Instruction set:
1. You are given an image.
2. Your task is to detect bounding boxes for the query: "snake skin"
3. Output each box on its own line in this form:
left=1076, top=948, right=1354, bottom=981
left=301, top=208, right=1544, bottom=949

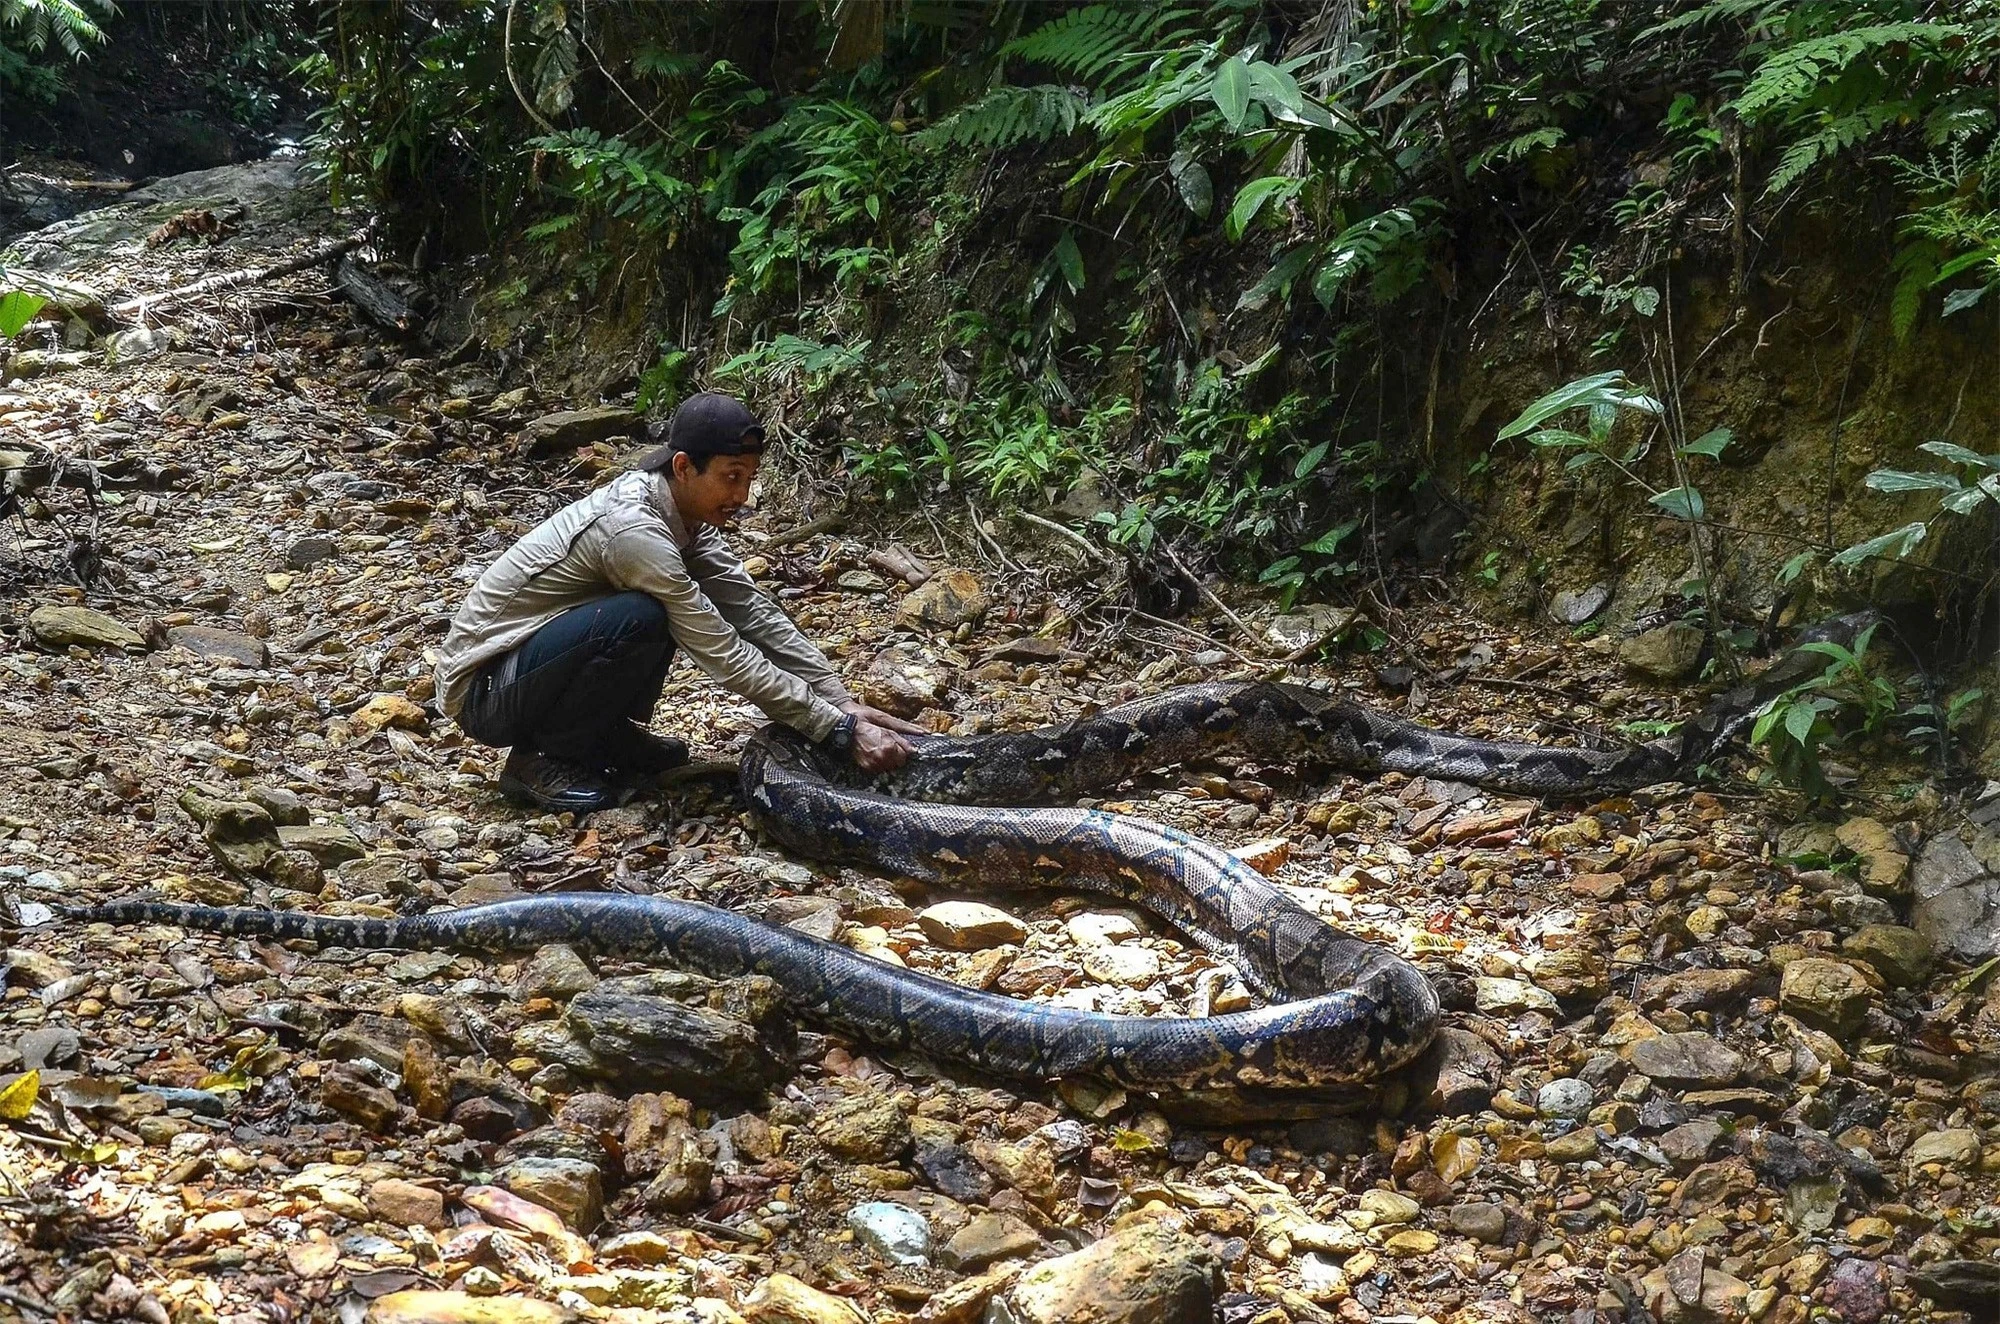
left=51, top=616, right=1868, bottom=1092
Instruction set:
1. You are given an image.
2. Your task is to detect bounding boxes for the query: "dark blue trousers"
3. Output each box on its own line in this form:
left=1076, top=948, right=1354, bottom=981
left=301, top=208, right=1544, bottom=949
left=457, top=592, right=675, bottom=767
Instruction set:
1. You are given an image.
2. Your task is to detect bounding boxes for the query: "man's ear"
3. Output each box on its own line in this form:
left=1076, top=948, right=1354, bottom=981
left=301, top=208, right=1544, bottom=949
left=669, top=451, right=692, bottom=482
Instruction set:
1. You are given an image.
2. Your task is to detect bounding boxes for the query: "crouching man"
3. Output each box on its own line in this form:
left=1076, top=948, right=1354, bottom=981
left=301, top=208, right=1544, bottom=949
left=434, top=391, right=919, bottom=813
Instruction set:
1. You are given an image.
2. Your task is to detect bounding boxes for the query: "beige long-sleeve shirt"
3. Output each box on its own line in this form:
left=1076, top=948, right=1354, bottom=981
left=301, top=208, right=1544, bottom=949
left=434, top=470, right=853, bottom=740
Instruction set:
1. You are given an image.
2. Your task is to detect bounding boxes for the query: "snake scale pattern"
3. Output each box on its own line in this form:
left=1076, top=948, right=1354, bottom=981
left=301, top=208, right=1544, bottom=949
left=50, top=618, right=1860, bottom=1093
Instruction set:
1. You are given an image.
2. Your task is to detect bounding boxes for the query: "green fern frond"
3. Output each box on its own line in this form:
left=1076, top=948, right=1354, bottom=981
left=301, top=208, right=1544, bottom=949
left=1734, top=23, right=1964, bottom=121
left=914, top=84, right=1088, bottom=151
left=1764, top=101, right=1904, bottom=192
left=1002, top=3, right=1204, bottom=87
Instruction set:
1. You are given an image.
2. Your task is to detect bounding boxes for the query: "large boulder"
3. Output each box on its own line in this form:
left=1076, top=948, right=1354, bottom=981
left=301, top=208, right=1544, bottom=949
left=1911, top=832, right=2000, bottom=959
left=1009, top=1220, right=1220, bottom=1324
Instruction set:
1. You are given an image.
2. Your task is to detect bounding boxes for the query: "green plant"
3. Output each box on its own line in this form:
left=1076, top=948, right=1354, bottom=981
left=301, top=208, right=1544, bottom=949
left=0, top=284, right=47, bottom=339
left=635, top=348, right=692, bottom=412
left=0, top=0, right=110, bottom=99
left=717, top=334, right=871, bottom=398
left=1833, top=440, right=2000, bottom=568
left=1749, top=621, right=1896, bottom=798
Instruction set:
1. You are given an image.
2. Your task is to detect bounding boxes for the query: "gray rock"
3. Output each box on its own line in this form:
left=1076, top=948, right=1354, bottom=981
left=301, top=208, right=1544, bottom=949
left=518, top=406, right=642, bottom=456
left=165, top=625, right=270, bottom=668
left=27, top=605, right=145, bottom=651
left=1829, top=891, right=1897, bottom=930
left=1448, top=1202, right=1507, bottom=1244
left=16, top=1026, right=79, bottom=1069
left=1619, top=622, right=1704, bottom=682
left=1840, top=924, right=1934, bottom=988
left=1911, top=833, right=2000, bottom=960
left=942, top=1210, right=1039, bottom=1270
left=285, top=535, right=338, bottom=570
left=517, top=944, right=598, bottom=1000
left=177, top=785, right=280, bottom=875
left=275, top=823, right=367, bottom=864
left=846, top=1201, right=931, bottom=1267
left=564, top=975, right=789, bottom=1103
left=1624, top=1033, right=1746, bottom=1088
left=1409, top=1027, right=1503, bottom=1115
left=860, top=643, right=950, bottom=718
left=1905, top=1128, right=1981, bottom=1170
left=1537, top=1077, right=1595, bottom=1120
left=1010, top=1220, right=1220, bottom=1324
left=1657, top=1119, right=1727, bottom=1167
left=1913, top=1260, right=2000, bottom=1310
left=1551, top=583, right=1611, bottom=625
left=244, top=785, right=310, bottom=826
left=1778, top=958, right=1871, bottom=1038
left=1783, top=1176, right=1841, bottom=1233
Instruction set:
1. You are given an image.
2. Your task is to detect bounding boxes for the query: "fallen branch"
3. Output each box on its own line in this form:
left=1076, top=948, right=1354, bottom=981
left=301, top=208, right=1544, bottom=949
left=109, top=235, right=367, bottom=322
left=1015, top=510, right=1114, bottom=565
left=335, top=254, right=414, bottom=333
left=1153, top=535, right=1268, bottom=655
left=864, top=542, right=931, bottom=586
left=767, top=510, right=845, bottom=550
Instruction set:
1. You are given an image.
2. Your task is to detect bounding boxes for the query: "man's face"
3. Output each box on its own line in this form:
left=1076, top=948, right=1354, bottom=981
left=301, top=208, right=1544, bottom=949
left=671, top=449, right=762, bottom=528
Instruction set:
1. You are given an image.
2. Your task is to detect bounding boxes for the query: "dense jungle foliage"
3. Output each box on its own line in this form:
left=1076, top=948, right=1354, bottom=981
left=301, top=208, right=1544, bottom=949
left=6, top=0, right=2000, bottom=788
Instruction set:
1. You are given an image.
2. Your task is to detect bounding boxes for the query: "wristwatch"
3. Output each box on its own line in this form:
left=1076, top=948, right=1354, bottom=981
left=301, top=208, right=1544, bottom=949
left=826, top=714, right=858, bottom=752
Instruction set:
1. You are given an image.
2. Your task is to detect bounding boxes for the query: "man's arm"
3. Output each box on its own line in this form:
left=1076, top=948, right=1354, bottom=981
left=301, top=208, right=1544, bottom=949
left=603, top=526, right=846, bottom=741
left=687, top=528, right=855, bottom=705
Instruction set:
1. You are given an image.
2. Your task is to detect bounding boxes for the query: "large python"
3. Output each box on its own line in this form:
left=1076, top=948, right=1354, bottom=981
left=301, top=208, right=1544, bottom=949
left=43, top=616, right=1862, bottom=1094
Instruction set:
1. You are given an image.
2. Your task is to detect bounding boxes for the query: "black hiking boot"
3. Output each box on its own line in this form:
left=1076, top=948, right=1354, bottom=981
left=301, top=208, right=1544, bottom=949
left=498, top=748, right=620, bottom=815
left=604, top=723, right=691, bottom=778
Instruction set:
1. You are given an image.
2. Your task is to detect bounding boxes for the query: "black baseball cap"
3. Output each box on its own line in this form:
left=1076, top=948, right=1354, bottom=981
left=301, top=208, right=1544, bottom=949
left=634, top=392, right=766, bottom=471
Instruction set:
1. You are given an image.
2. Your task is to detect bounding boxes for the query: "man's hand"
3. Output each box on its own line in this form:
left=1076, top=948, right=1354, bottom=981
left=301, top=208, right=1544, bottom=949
left=840, top=699, right=926, bottom=736
left=851, top=718, right=913, bottom=773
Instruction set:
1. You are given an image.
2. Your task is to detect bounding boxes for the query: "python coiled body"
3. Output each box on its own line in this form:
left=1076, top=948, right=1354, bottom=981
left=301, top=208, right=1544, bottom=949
left=51, top=619, right=1863, bottom=1094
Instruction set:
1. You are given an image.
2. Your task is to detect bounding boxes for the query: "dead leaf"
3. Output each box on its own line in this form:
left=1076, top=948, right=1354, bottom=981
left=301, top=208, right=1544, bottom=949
left=0, top=1070, right=41, bottom=1120
left=1432, top=1131, right=1480, bottom=1183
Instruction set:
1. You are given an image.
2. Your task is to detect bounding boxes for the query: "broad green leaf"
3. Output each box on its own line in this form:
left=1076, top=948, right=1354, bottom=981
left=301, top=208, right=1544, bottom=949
left=1303, top=518, right=1360, bottom=555
left=1831, top=522, right=1928, bottom=566
left=1942, top=285, right=1990, bottom=317
left=1236, top=244, right=1313, bottom=311
left=1293, top=441, right=1329, bottom=479
left=0, top=291, right=46, bottom=339
left=1864, top=469, right=1960, bottom=493
left=1246, top=60, right=1304, bottom=116
left=1777, top=551, right=1813, bottom=585
left=1650, top=486, right=1705, bottom=520
left=1212, top=56, right=1251, bottom=131
left=1224, top=175, right=1301, bottom=242
left=1918, top=439, right=2000, bottom=469
left=1174, top=160, right=1213, bottom=218
left=1527, top=428, right=1597, bottom=449
left=1630, top=285, right=1661, bottom=317
left=1680, top=427, right=1732, bottom=459
left=1784, top=700, right=1817, bottom=746
left=1053, top=230, right=1084, bottom=293
left=1943, top=486, right=1990, bottom=515
left=1563, top=452, right=1604, bottom=471
left=1497, top=371, right=1658, bottom=441
left=1751, top=702, right=1782, bottom=745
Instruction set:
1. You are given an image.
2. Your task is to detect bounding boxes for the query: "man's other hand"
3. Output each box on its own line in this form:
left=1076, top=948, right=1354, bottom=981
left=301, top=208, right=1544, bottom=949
left=851, top=718, right=914, bottom=773
left=840, top=699, right=926, bottom=736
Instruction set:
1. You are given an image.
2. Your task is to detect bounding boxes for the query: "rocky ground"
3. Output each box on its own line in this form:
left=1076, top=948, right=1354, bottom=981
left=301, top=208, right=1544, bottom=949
left=2, top=161, right=1999, bottom=1324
